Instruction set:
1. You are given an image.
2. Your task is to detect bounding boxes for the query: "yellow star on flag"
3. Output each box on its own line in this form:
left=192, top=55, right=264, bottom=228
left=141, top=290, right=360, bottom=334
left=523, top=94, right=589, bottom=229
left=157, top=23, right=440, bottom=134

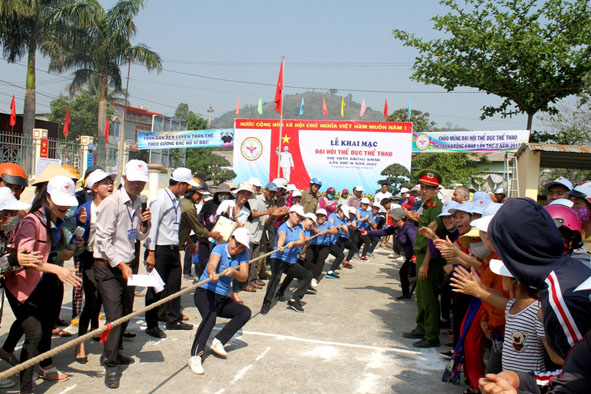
left=282, top=135, right=291, bottom=144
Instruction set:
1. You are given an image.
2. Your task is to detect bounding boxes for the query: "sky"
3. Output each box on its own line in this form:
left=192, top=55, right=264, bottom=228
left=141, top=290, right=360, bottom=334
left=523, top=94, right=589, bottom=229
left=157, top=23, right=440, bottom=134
left=0, top=0, right=534, bottom=130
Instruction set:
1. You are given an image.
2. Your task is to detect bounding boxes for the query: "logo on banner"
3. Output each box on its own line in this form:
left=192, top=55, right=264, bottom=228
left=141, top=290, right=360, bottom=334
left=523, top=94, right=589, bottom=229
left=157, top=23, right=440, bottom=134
left=241, top=137, right=263, bottom=161
left=415, top=133, right=431, bottom=151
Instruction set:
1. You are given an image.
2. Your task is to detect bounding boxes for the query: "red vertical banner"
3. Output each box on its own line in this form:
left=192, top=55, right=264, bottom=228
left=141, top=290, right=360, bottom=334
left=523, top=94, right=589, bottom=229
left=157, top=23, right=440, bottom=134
left=40, top=138, right=49, bottom=158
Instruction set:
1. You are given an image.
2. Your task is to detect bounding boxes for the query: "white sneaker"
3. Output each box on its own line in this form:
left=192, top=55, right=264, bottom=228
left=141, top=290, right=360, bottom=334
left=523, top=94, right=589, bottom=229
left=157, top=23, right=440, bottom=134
left=211, top=338, right=228, bottom=358
left=189, top=356, right=204, bottom=375
left=311, top=278, right=318, bottom=288
left=388, top=254, right=395, bottom=258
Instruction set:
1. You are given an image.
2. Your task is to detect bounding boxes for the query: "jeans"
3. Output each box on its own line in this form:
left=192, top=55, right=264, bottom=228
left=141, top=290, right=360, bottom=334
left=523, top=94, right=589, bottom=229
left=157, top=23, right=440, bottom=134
left=263, top=259, right=312, bottom=305
left=191, top=288, right=251, bottom=356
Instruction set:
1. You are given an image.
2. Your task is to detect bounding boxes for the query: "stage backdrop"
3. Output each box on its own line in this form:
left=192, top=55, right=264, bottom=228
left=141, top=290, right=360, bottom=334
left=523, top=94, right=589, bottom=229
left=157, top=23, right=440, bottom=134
left=233, top=119, right=412, bottom=193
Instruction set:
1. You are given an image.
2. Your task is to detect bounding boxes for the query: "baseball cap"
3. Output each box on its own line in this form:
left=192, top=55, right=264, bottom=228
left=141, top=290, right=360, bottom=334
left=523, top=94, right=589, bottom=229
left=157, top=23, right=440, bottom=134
left=47, top=175, right=78, bottom=207
left=449, top=201, right=473, bottom=215
left=569, top=181, right=591, bottom=204
left=390, top=207, right=406, bottom=221
left=289, top=205, right=305, bottom=217
left=248, top=177, right=263, bottom=188
left=0, top=187, right=30, bottom=211
left=171, top=168, right=199, bottom=186
left=548, top=198, right=574, bottom=208
left=361, top=197, right=370, bottom=205
left=544, top=176, right=573, bottom=191
left=265, top=182, right=278, bottom=192
left=86, top=169, right=116, bottom=189
left=400, top=187, right=410, bottom=194
left=470, top=215, right=494, bottom=232
left=231, top=227, right=251, bottom=249
left=490, top=259, right=513, bottom=278
left=188, top=177, right=211, bottom=195
left=272, top=178, right=287, bottom=189
left=354, top=185, right=363, bottom=192
left=292, top=190, right=302, bottom=198
left=439, top=201, right=459, bottom=217
left=315, top=208, right=327, bottom=216
left=342, top=189, right=349, bottom=194
left=372, top=203, right=381, bottom=210
left=124, top=160, right=149, bottom=183
left=286, top=184, right=298, bottom=192
left=304, top=213, right=317, bottom=224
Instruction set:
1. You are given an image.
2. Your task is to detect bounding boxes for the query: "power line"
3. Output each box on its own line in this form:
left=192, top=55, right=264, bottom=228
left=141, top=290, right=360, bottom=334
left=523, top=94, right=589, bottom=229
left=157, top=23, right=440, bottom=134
left=162, top=60, right=414, bottom=68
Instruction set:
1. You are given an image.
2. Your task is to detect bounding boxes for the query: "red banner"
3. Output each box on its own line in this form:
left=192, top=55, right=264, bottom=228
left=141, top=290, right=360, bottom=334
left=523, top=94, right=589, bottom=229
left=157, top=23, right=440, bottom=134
left=40, top=138, right=49, bottom=158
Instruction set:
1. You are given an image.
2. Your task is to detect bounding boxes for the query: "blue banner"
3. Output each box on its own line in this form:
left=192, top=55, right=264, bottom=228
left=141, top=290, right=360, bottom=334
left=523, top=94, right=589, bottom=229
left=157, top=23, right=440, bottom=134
left=137, top=129, right=234, bottom=150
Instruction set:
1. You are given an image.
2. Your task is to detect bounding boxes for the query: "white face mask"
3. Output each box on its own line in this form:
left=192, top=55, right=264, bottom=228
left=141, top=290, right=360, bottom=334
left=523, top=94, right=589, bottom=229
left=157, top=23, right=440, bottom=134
left=2, top=215, right=21, bottom=232
left=470, top=241, right=491, bottom=260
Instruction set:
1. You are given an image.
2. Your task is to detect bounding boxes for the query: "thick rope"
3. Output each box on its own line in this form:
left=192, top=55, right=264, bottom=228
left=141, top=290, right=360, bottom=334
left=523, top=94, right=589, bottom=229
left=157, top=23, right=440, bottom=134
left=0, top=231, right=324, bottom=381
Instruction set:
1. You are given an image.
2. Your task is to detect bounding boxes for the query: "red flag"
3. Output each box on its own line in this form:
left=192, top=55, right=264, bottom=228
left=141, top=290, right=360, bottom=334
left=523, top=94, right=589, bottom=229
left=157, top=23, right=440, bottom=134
left=322, top=97, right=328, bottom=116
left=63, top=107, right=70, bottom=136
left=9, top=96, right=16, bottom=127
left=104, top=117, right=110, bottom=144
left=235, top=97, right=240, bottom=116
left=383, top=99, right=388, bottom=119
left=275, top=59, right=284, bottom=114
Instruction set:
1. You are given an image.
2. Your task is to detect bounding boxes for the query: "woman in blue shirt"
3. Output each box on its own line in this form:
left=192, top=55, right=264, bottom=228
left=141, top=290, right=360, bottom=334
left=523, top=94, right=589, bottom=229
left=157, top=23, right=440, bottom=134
left=326, top=206, right=349, bottom=278
left=260, top=205, right=309, bottom=314
left=189, top=228, right=252, bottom=375
left=305, top=209, right=338, bottom=286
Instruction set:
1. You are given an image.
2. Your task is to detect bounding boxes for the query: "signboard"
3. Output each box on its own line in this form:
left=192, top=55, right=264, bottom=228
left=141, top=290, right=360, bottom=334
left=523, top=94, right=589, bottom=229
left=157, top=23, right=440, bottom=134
left=87, top=143, right=95, bottom=167
left=35, top=158, right=61, bottom=178
left=137, top=128, right=234, bottom=150
left=233, top=119, right=412, bottom=193
left=412, top=130, right=530, bottom=152
left=40, top=138, right=49, bottom=158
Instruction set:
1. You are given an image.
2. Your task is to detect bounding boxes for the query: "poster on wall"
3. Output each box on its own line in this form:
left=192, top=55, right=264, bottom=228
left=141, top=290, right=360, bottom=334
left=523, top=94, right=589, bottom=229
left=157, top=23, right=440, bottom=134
left=233, top=119, right=412, bottom=194
left=412, top=130, right=530, bottom=152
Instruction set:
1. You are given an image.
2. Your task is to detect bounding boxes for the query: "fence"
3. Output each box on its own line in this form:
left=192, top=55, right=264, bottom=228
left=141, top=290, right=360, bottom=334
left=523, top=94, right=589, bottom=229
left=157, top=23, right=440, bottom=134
left=0, top=132, right=35, bottom=176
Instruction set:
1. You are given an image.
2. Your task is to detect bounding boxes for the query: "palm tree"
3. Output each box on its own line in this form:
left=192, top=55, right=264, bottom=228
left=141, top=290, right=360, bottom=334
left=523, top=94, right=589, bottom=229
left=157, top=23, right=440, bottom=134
left=50, top=0, right=162, bottom=165
left=0, top=0, right=89, bottom=138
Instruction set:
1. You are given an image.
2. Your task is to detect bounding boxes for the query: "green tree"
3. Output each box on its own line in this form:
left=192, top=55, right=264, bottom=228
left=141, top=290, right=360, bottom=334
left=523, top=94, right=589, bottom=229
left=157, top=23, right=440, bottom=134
left=50, top=0, right=162, bottom=165
left=175, top=103, right=208, bottom=130
left=386, top=108, right=436, bottom=132
left=47, top=92, right=99, bottom=140
left=393, top=0, right=591, bottom=130
left=0, top=0, right=92, bottom=137
left=412, top=152, right=488, bottom=186
left=185, top=148, right=236, bottom=183
left=379, top=163, right=411, bottom=194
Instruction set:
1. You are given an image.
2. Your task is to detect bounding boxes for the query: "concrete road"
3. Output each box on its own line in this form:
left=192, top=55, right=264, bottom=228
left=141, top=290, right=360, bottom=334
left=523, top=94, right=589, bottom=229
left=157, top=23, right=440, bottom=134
left=0, top=247, right=465, bottom=393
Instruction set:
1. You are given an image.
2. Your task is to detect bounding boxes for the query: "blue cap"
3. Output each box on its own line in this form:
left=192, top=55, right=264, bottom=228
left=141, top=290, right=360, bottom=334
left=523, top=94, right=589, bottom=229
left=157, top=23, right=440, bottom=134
left=265, top=182, right=278, bottom=192
left=310, top=177, right=322, bottom=186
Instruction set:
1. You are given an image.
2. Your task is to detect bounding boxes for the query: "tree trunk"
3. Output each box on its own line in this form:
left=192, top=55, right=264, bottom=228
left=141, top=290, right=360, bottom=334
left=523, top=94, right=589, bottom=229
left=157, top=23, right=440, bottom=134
left=23, top=40, right=36, bottom=139
left=526, top=112, right=533, bottom=131
left=96, top=74, right=108, bottom=166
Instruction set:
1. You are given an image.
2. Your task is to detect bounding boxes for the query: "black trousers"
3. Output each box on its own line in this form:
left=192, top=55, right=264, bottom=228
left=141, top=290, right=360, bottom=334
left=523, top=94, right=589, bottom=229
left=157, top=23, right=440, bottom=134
left=94, top=261, right=132, bottom=368
left=399, top=257, right=416, bottom=297
left=78, top=250, right=102, bottom=337
left=145, top=245, right=182, bottom=329
left=328, top=243, right=345, bottom=272
left=191, top=288, right=251, bottom=356
left=337, top=237, right=357, bottom=262
left=351, top=229, right=371, bottom=257
left=304, top=244, right=330, bottom=280
left=183, top=235, right=198, bottom=276
left=368, top=235, right=380, bottom=254
left=196, top=239, right=215, bottom=278
left=263, top=258, right=312, bottom=305
left=6, top=275, right=56, bottom=394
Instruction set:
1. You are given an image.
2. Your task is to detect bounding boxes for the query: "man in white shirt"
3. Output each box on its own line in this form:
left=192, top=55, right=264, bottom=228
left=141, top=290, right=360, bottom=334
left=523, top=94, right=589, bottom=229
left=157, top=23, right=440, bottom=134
left=144, top=168, right=197, bottom=338
left=374, top=183, right=393, bottom=211
left=94, top=160, right=151, bottom=389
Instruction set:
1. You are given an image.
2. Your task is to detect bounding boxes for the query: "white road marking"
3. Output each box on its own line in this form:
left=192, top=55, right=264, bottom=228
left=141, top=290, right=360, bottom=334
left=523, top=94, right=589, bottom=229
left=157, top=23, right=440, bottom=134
left=242, top=330, right=420, bottom=355
left=57, top=385, right=77, bottom=394
left=255, top=347, right=271, bottom=361
left=213, top=389, right=225, bottom=394
left=230, top=364, right=253, bottom=384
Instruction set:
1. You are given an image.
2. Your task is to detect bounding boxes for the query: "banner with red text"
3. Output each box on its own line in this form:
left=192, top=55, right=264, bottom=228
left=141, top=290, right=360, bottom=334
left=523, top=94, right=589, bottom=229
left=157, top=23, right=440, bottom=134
left=233, top=119, right=412, bottom=194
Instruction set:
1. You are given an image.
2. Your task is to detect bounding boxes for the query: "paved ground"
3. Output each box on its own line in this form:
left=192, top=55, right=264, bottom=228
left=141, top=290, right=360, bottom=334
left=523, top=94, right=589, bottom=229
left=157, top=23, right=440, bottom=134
left=0, top=246, right=466, bottom=394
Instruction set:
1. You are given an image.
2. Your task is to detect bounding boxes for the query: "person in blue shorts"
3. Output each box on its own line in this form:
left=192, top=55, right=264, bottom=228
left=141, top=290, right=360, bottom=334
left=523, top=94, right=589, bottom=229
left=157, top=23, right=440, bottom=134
left=189, top=227, right=252, bottom=375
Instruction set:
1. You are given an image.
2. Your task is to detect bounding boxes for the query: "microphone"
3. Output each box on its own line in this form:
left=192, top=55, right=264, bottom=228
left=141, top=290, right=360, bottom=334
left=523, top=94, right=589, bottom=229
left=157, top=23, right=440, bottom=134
left=140, top=195, right=148, bottom=227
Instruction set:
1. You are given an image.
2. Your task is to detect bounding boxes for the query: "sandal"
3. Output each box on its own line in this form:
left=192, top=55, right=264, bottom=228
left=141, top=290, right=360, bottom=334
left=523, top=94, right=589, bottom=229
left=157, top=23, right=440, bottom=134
left=39, top=367, right=69, bottom=382
left=252, top=283, right=263, bottom=289
left=52, top=328, right=72, bottom=337
left=255, top=280, right=266, bottom=287
left=242, top=285, right=257, bottom=292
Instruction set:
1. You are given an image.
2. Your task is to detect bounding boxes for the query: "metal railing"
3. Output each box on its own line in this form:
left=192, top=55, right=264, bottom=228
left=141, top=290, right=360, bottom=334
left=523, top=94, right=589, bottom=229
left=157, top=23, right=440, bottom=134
left=0, top=131, right=35, bottom=175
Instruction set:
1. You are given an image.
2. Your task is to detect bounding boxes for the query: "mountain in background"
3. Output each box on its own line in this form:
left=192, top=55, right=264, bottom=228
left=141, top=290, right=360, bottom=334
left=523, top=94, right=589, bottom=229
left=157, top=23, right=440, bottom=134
left=211, top=91, right=387, bottom=128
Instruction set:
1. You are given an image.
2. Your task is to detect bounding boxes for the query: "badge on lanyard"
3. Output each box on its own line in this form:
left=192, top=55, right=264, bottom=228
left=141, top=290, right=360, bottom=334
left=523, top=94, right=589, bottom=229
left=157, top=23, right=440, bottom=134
left=128, top=228, right=139, bottom=240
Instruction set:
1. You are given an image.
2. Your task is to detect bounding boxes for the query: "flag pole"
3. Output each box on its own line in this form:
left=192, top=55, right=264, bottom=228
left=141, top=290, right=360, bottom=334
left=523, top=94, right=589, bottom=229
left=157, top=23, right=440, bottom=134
left=277, top=56, right=285, bottom=178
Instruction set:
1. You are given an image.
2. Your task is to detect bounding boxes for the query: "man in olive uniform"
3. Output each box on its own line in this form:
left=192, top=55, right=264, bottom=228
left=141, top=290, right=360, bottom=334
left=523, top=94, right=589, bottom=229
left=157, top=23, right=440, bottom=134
left=403, top=169, right=443, bottom=348
left=301, top=177, right=322, bottom=214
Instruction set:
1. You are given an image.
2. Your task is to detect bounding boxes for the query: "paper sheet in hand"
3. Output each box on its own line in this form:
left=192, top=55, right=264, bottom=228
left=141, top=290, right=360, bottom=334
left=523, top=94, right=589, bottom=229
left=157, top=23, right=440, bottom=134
left=128, top=269, right=165, bottom=293
left=212, top=216, right=237, bottom=242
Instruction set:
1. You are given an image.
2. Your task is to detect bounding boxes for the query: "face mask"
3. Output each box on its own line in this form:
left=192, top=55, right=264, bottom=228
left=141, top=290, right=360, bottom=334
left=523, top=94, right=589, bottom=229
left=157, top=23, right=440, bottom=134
left=1, top=215, right=21, bottom=232
left=573, top=207, right=591, bottom=225
left=470, top=241, right=491, bottom=260
left=327, top=193, right=334, bottom=199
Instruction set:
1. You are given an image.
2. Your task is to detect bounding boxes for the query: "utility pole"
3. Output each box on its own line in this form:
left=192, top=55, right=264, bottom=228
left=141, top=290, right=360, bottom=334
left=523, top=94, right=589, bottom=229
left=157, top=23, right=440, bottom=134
left=116, top=60, right=131, bottom=181
left=207, top=106, right=214, bottom=128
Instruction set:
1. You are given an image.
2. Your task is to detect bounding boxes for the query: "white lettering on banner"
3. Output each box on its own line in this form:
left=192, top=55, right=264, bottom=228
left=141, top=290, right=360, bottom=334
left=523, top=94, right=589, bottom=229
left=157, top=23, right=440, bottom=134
left=413, top=130, right=530, bottom=152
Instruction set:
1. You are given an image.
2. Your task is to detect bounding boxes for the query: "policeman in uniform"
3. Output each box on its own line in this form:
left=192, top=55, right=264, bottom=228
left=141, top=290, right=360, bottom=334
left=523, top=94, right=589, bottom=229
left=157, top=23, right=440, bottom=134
left=403, top=169, right=443, bottom=348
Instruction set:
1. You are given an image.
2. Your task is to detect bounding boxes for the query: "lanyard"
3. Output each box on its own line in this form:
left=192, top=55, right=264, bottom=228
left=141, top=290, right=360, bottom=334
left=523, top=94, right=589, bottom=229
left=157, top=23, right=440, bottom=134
left=165, top=189, right=179, bottom=222
left=126, top=204, right=137, bottom=230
